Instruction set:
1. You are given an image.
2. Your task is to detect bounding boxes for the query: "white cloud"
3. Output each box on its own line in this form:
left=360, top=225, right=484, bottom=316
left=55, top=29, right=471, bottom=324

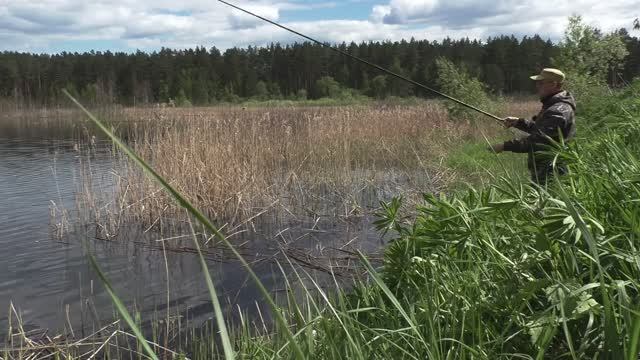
left=228, top=4, right=280, bottom=29
left=370, top=0, right=639, bottom=39
left=379, top=0, right=438, bottom=24
left=0, top=0, right=638, bottom=53
left=123, top=14, right=194, bottom=39
left=370, top=5, right=391, bottom=23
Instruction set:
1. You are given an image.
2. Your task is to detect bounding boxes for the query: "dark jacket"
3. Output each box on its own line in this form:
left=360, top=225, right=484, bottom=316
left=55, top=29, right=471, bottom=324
left=504, top=91, right=576, bottom=184
left=503, top=90, right=576, bottom=153
left=503, top=91, right=576, bottom=180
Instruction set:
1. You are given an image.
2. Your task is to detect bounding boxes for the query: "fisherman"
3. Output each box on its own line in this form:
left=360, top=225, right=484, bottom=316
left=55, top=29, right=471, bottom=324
left=489, top=68, right=576, bottom=184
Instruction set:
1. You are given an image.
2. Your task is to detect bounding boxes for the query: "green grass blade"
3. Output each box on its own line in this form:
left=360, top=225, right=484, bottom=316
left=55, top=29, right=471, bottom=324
left=188, top=220, right=235, bottom=359
left=627, top=305, right=640, bottom=360
left=554, top=177, right=622, bottom=359
left=87, top=254, right=159, bottom=360
left=63, top=90, right=304, bottom=359
left=356, top=250, right=425, bottom=345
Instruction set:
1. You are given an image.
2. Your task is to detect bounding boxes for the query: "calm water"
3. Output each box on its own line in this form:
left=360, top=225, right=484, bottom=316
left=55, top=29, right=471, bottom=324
left=0, top=131, right=383, bottom=338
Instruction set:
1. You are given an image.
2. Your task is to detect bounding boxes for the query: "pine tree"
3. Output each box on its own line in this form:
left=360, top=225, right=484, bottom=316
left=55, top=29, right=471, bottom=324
left=0, top=22, right=639, bottom=105
left=387, top=58, right=412, bottom=96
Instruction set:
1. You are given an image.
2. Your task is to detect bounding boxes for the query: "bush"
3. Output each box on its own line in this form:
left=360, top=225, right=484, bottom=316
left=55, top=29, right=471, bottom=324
left=370, top=75, right=387, bottom=99
left=562, top=71, right=609, bottom=104
left=435, top=57, right=494, bottom=121
left=175, top=89, right=192, bottom=107
left=295, top=88, right=308, bottom=100
left=254, top=81, right=269, bottom=100
left=315, top=76, right=343, bottom=98
left=554, top=16, right=628, bottom=82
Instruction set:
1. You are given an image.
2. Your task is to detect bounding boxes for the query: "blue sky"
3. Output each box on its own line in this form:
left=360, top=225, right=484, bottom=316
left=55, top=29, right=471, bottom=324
left=0, top=0, right=638, bottom=54
left=280, top=1, right=377, bottom=21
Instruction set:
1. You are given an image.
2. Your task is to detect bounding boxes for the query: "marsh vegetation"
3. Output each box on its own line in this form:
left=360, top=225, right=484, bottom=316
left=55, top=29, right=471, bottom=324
left=3, top=15, right=639, bottom=360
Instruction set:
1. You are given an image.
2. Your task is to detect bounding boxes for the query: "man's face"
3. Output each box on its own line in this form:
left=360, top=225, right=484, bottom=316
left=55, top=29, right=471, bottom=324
left=535, top=80, right=561, bottom=97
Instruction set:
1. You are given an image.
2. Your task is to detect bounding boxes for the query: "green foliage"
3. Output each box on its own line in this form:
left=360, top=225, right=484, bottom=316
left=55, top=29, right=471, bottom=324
left=268, top=82, right=282, bottom=99
left=176, top=69, right=193, bottom=102
left=221, top=87, right=242, bottom=103
left=295, top=88, right=308, bottom=100
left=254, top=80, right=269, bottom=100
left=561, top=70, right=609, bottom=103
left=445, top=141, right=527, bottom=186
left=175, top=88, right=192, bottom=107
left=554, top=16, right=630, bottom=101
left=63, top=82, right=78, bottom=98
left=387, top=58, right=413, bottom=97
left=159, top=82, right=170, bottom=103
left=555, top=15, right=629, bottom=81
left=80, top=83, right=98, bottom=104
left=9, top=32, right=639, bottom=106
left=483, top=64, right=506, bottom=94
left=177, top=79, right=640, bottom=360
left=376, top=80, right=640, bottom=358
left=192, top=78, right=209, bottom=105
left=434, top=57, right=494, bottom=120
left=315, top=76, right=343, bottom=98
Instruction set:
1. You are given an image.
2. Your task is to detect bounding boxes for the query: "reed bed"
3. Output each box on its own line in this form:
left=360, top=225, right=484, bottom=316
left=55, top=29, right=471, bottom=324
left=97, top=100, right=538, bottom=227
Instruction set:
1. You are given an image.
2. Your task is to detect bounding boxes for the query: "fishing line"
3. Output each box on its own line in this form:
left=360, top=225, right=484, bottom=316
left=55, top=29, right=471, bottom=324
left=217, top=0, right=505, bottom=124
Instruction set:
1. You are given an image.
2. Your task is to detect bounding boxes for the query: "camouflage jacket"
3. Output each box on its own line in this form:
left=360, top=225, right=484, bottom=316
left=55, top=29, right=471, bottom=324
left=503, top=90, right=577, bottom=153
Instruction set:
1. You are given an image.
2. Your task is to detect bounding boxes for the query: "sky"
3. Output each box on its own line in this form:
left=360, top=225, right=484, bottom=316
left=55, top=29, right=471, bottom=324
left=0, top=0, right=638, bottom=54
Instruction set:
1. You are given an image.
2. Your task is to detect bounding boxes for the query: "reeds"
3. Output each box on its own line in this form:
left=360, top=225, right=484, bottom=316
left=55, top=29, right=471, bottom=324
left=91, top=101, right=538, bottom=228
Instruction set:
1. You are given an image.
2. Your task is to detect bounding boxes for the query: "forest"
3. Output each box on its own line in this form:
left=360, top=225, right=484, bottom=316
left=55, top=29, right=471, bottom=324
left=1, top=28, right=639, bottom=106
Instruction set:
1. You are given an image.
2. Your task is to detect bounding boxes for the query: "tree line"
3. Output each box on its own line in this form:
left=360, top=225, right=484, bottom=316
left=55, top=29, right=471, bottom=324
left=1, top=27, right=639, bottom=106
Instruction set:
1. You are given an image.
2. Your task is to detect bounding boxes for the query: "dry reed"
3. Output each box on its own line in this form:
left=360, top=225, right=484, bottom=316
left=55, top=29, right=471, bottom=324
left=99, top=100, right=538, bottom=226
left=1, top=100, right=539, bottom=233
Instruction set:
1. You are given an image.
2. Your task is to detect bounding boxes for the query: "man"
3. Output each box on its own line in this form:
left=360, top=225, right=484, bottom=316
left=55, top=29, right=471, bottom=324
left=490, top=68, right=577, bottom=184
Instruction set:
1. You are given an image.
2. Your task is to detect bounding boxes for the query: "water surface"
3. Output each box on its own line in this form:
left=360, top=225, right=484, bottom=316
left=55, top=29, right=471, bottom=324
left=0, top=128, right=383, bottom=338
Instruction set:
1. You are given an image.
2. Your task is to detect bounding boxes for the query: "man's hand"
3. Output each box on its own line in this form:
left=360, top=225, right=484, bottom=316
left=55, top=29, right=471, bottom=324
left=502, top=116, right=520, bottom=128
left=488, top=143, right=505, bottom=153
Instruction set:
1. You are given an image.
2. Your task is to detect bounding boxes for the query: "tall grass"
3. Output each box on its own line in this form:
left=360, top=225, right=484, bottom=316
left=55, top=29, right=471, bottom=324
left=118, top=104, right=470, bottom=223
left=66, top=89, right=308, bottom=359
left=79, top=101, right=537, bottom=229
left=330, top=82, right=640, bottom=358
left=174, top=80, right=640, bottom=359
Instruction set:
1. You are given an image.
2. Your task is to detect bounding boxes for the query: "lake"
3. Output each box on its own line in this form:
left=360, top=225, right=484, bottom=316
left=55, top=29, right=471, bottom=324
left=0, top=120, right=384, bottom=341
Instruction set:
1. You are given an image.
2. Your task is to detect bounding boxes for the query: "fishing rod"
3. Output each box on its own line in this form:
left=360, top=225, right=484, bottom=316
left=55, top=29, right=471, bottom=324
left=217, top=0, right=505, bottom=124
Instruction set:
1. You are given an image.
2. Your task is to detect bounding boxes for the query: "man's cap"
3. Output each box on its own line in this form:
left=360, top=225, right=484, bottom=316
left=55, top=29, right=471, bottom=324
left=530, top=68, right=565, bottom=83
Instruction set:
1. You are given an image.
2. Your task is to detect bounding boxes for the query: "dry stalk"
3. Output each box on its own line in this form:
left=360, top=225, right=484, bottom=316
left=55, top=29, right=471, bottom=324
left=69, top=100, right=538, bottom=235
